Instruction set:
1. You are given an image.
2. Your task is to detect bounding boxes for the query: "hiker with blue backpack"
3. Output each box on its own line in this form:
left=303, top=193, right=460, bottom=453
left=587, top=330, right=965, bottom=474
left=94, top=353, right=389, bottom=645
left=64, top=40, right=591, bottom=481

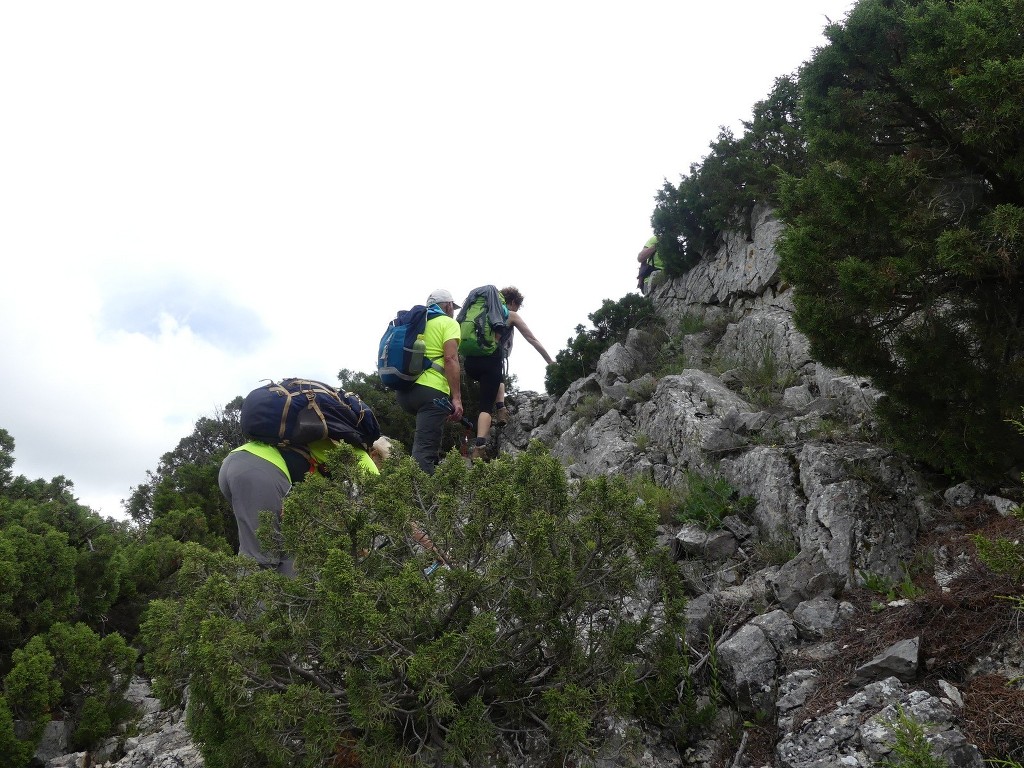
left=379, top=289, right=465, bottom=474
left=457, top=285, right=554, bottom=460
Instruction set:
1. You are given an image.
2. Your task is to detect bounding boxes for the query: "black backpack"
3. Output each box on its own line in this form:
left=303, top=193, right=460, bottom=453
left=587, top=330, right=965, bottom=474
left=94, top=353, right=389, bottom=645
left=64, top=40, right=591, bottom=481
left=240, top=378, right=381, bottom=451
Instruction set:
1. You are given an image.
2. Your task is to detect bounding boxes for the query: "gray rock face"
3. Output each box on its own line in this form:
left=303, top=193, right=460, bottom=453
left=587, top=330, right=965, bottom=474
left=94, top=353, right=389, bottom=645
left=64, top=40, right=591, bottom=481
left=715, top=309, right=813, bottom=380
left=792, top=595, right=845, bottom=639
left=944, top=482, right=978, bottom=507
left=635, top=370, right=752, bottom=472
left=777, top=678, right=984, bottom=768
left=654, top=203, right=788, bottom=320
left=720, top=445, right=802, bottom=539
left=506, top=214, right=923, bottom=597
left=553, top=407, right=638, bottom=478
left=851, top=637, right=921, bottom=686
left=717, top=623, right=781, bottom=715
left=489, top=206, right=1009, bottom=768
left=776, top=669, right=820, bottom=733
left=795, top=441, right=922, bottom=587
left=595, top=329, right=662, bottom=400
left=42, top=678, right=205, bottom=768
left=768, top=549, right=846, bottom=613
left=814, top=364, right=883, bottom=420
left=28, top=720, right=69, bottom=765
left=674, top=522, right=738, bottom=559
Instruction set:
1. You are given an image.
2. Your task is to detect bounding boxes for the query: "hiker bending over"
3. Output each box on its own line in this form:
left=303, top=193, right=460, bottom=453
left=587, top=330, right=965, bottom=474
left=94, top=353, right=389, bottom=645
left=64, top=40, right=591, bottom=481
left=636, top=234, right=663, bottom=295
left=218, top=436, right=385, bottom=575
left=460, top=285, right=553, bottom=461
left=395, top=289, right=464, bottom=474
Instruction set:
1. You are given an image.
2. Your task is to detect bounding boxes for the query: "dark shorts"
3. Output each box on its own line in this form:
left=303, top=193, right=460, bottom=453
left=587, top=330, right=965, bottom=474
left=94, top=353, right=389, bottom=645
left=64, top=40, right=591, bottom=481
left=464, top=353, right=504, bottom=412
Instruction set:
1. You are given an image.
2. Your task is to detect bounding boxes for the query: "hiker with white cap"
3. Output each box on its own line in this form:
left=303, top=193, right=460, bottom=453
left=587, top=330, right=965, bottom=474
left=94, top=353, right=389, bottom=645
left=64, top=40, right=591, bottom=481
left=394, top=289, right=465, bottom=474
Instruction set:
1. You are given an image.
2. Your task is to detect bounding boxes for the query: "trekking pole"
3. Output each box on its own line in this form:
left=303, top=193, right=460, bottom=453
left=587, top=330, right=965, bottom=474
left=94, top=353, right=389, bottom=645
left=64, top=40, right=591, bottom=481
left=432, top=396, right=475, bottom=430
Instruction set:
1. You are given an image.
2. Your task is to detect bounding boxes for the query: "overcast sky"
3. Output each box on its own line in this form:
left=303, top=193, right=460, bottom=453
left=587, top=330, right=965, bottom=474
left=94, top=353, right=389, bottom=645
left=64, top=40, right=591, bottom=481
left=1, top=1, right=857, bottom=519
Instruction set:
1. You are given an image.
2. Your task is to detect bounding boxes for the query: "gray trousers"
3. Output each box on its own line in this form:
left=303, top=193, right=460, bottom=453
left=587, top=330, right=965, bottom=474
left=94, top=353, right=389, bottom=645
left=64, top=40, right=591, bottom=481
left=218, top=450, right=295, bottom=576
left=395, top=384, right=450, bottom=474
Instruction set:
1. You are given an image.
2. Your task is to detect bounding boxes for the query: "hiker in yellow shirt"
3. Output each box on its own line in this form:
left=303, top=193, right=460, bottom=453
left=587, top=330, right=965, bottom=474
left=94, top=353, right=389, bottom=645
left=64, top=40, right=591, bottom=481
left=637, top=235, right=664, bottom=295
left=394, top=289, right=464, bottom=474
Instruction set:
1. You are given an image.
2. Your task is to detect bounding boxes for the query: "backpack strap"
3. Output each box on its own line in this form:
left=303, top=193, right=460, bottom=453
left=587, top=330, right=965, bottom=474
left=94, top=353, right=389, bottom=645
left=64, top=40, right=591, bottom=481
left=425, top=305, right=447, bottom=374
left=280, top=445, right=319, bottom=482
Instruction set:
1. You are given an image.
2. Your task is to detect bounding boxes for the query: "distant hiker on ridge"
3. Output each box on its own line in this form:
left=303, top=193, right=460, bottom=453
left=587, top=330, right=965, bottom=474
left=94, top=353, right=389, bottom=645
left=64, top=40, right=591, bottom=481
left=637, top=234, right=663, bottom=295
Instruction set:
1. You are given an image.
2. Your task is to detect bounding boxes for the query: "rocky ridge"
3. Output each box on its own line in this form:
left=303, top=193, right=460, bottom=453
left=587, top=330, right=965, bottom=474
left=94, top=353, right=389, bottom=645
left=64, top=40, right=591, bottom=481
left=497, top=204, right=1023, bottom=766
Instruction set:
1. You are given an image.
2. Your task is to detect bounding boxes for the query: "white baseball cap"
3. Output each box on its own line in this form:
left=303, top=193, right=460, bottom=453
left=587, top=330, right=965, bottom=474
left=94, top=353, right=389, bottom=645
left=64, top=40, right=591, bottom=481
left=427, top=289, right=460, bottom=308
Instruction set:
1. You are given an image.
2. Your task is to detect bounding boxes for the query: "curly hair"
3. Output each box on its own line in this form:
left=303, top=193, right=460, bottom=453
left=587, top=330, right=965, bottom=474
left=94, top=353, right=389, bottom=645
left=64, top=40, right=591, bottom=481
left=500, top=286, right=524, bottom=307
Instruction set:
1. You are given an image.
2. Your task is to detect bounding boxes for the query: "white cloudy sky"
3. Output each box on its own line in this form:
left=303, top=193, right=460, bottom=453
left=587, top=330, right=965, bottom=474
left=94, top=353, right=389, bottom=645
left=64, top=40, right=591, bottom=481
left=1, top=1, right=856, bottom=519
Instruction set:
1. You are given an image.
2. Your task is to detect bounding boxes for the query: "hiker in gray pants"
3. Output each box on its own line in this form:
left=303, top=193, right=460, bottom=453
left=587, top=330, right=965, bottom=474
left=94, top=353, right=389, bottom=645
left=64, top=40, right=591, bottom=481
left=218, top=443, right=295, bottom=576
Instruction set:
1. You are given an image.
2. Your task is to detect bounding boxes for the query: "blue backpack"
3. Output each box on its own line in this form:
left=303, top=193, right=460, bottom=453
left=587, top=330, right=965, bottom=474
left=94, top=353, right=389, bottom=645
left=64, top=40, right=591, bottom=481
left=377, top=304, right=446, bottom=390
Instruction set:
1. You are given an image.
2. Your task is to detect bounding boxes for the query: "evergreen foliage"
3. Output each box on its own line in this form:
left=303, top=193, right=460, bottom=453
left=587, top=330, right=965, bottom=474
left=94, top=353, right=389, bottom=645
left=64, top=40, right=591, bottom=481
left=777, top=0, right=1024, bottom=480
left=141, top=444, right=693, bottom=767
left=652, top=75, right=807, bottom=273
left=124, top=398, right=242, bottom=547
left=545, top=295, right=663, bottom=397
left=0, top=429, right=143, bottom=765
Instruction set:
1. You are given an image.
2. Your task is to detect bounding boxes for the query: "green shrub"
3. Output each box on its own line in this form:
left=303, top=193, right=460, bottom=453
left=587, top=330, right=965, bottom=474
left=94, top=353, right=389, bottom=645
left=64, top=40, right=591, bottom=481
left=141, top=445, right=695, bottom=767
left=649, top=329, right=691, bottom=380
left=573, top=394, right=615, bottom=425
left=1, top=637, right=59, bottom=758
left=716, top=342, right=799, bottom=408
left=677, top=313, right=706, bottom=336
left=633, top=432, right=650, bottom=452
left=653, top=76, right=806, bottom=274
left=628, top=477, right=685, bottom=526
left=750, top=532, right=797, bottom=568
left=627, top=378, right=658, bottom=402
left=777, top=0, right=1024, bottom=481
left=676, top=471, right=754, bottom=530
left=972, top=535, right=1024, bottom=584
left=858, top=569, right=924, bottom=602
left=880, top=706, right=945, bottom=768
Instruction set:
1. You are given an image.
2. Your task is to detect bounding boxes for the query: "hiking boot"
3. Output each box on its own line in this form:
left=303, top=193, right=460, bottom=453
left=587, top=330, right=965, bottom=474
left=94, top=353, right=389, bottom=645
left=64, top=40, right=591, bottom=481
left=495, top=406, right=511, bottom=425
left=471, top=444, right=489, bottom=461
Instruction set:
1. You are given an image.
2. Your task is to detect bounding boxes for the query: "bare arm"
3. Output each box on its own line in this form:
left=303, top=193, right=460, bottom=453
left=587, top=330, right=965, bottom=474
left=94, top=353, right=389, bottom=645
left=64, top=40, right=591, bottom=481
left=638, top=244, right=657, bottom=263
left=442, top=338, right=464, bottom=419
left=509, top=311, right=554, bottom=365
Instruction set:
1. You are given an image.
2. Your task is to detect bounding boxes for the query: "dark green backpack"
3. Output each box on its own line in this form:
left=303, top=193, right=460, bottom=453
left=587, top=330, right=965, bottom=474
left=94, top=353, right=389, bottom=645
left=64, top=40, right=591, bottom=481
left=459, top=291, right=508, bottom=356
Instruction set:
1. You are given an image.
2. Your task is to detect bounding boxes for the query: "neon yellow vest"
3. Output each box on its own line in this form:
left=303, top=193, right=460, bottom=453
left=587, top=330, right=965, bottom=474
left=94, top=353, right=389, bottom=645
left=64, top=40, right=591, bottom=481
left=235, top=441, right=289, bottom=478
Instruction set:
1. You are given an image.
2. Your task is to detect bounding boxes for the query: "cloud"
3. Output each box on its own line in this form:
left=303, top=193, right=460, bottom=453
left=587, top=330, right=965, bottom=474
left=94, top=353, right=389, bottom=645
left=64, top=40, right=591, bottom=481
left=98, top=269, right=269, bottom=354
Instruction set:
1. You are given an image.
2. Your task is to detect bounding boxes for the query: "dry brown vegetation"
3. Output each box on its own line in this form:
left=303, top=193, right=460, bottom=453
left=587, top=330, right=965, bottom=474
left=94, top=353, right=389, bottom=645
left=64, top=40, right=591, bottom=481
left=787, top=500, right=1024, bottom=762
